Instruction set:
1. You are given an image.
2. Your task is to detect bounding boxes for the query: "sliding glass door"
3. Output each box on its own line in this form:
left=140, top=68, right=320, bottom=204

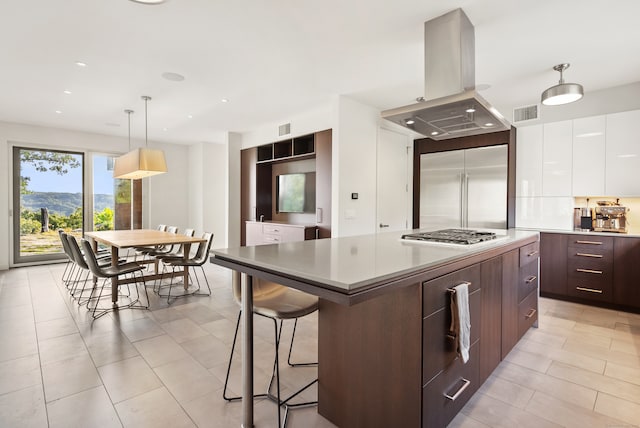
left=92, top=154, right=141, bottom=231
left=12, top=147, right=84, bottom=264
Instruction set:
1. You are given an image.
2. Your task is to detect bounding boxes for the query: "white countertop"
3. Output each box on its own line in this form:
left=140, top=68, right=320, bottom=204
left=211, top=228, right=539, bottom=295
left=518, top=227, right=640, bottom=238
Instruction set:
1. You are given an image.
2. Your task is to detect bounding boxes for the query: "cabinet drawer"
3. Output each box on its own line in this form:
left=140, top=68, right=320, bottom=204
left=518, top=262, right=538, bottom=303
left=517, top=291, right=538, bottom=340
left=263, top=224, right=284, bottom=235
left=567, top=277, right=613, bottom=302
left=423, top=264, right=481, bottom=316
left=519, top=241, right=540, bottom=267
left=567, top=259, right=612, bottom=282
left=567, top=246, right=612, bottom=262
left=567, top=235, right=613, bottom=251
left=423, top=289, right=480, bottom=385
left=262, top=234, right=282, bottom=244
left=422, top=343, right=479, bottom=428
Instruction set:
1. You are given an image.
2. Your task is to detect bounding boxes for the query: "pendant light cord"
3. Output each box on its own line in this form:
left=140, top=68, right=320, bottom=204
left=141, top=95, right=151, bottom=148
left=124, top=109, right=134, bottom=151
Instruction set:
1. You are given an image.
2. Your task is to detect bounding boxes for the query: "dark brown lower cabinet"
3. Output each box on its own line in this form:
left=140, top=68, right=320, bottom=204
left=480, top=256, right=502, bottom=382
left=540, top=232, right=640, bottom=312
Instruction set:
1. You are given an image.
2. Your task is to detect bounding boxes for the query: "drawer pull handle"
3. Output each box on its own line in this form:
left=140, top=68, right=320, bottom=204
left=576, top=240, right=603, bottom=245
left=525, top=275, right=537, bottom=284
left=576, top=268, right=603, bottom=274
left=444, top=378, right=471, bottom=401
left=576, top=252, right=603, bottom=258
left=527, top=250, right=539, bottom=257
left=576, top=286, right=603, bottom=294
left=525, top=308, right=537, bottom=319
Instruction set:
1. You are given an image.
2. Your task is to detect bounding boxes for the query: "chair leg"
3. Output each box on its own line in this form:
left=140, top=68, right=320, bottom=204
left=287, top=318, right=319, bottom=367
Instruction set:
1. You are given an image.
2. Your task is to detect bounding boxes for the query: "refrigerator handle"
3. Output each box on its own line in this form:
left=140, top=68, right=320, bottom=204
left=464, top=173, right=469, bottom=228
left=459, top=173, right=464, bottom=228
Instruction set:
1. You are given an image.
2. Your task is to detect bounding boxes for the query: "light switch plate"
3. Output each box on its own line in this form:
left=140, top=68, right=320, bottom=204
left=351, top=193, right=358, bottom=200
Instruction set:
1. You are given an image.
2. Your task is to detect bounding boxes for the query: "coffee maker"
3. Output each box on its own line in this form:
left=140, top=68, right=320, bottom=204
left=593, top=205, right=628, bottom=233
left=573, top=207, right=593, bottom=231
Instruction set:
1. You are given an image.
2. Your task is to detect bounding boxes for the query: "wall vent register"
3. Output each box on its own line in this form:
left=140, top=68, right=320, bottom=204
left=401, top=229, right=497, bottom=245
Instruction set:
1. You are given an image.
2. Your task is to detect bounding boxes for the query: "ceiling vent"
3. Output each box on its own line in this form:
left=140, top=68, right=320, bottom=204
left=278, top=123, right=291, bottom=137
left=513, top=104, right=540, bottom=124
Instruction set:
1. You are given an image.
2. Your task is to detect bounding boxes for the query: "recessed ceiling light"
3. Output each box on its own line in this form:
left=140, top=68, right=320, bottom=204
left=465, top=108, right=476, bottom=113
left=405, top=118, right=415, bottom=125
left=187, top=115, right=193, bottom=119
left=63, top=90, right=72, bottom=95
left=161, top=72, right=185, bottom=82
left=162, top=127, right=168, bottom=131
left=485, top=123, right=494, bottom=127
left=55, top=110, right=62, bottom=114
left=75, top=61, right=87, bottom=67
left=221, top=98, right=228, bottom=103
left=430, top=131, right=439, bottom=136
left=129, top=0, right=166, bottom=4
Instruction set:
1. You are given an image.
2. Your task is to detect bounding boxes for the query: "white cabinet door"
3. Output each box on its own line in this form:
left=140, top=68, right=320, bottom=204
left=606, top=110, right=640, bottom=196
left=376, top=128, right=410, bottom=232
left=543, top=121, right=573, bottom=196
left=516, top=125, right=543, bottom=197
left=245, top=222, right=263, bottom=246
left=572, top=115, right=606, bottom=196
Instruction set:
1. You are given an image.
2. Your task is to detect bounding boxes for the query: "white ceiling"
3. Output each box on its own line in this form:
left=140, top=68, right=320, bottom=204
left=1, top=0, right=639, bottom=145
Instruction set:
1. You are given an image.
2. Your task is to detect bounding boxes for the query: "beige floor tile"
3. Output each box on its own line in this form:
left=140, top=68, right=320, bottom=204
left=36, top=316, right=79, bottom=341
left=0, top=384, right=47, bottom=428
left=492, top=361, right=597, bottom=409
left=0, top=303, right=33, bottom=323
left=0, top=354, right=42, bottom=396
left=174, top=302, right=224, bottom=325
left=594, top=391, right=640, bottom=427
left=0, top=286, right=32, bottom=307
left=200, top=317, right=241, bottom=345
left=515, top=337, right=606, bottom=374
left=611, top=338, right=640, bottom=355
left=547, top=361, right=640, bottom=405
left=604, top=361, right=640, bottom=386
left=153, top=356, right=222, bottom=403
left=526, top=390, right=629, bottom=428
left=538, top=313, right=577, bottom=330
left=502, top=347, right=553, bottom=373
left=447, top=412, right=492, bottom=428
left=118, top=317, right=165, bottom=343
left=39, top=332, right=89, bottom=365
left=41, top=353, right=103, bottom=402
left=47, top=385, right=121, bottom=428
left=0, top=330, right=38, bottom=363
left=573, top=322, right=639, bottom=343
left=476, top=374, right=534, bottom=409
left=133, top=334, right=190, bottom=368
left=115, top=387, right=195, bottom=428
left=85, top=330, right=140, bottom=368
left=160, top=318, right=208, bottom=343
left=98, top=356, right=162, bottom=404
left=180, top=334, right=230, bottom=369
left=520, top=328, right=566, bottom=348
left=461, top=392, right=562, bottom=428
left=147, top=306, right=187, bottom=324
left=563, top=340, right=640, bottom=371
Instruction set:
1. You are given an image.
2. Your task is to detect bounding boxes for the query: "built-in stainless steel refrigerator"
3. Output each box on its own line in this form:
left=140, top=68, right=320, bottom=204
left=419, top=145, right=507, bottom=229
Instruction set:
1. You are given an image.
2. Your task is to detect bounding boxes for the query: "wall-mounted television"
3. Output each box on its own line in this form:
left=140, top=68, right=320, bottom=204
left=276, top=172, right=316, bottom=213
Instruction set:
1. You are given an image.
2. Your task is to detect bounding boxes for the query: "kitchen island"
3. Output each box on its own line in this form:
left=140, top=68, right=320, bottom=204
left=210, top=228, right=539, bottom=427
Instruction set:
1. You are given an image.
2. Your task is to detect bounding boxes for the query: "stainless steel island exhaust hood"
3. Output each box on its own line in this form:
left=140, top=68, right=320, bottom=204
left=381, top=9, right=510, bottom=140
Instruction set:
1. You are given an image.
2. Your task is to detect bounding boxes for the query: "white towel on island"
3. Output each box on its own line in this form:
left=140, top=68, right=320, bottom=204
left=450, top=282, right=471, bottom=364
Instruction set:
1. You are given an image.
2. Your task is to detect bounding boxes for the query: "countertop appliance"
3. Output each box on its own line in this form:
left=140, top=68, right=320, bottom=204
left=593, top=206, right=628, bottom=233
left=419, top=145, right=507, bottom=229
left=401, top=229, right=497, bottom=245
left=381, top=8, right=509, bottom=139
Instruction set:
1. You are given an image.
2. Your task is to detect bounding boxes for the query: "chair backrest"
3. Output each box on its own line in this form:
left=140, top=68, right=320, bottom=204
left=232, top=275, right=286, bottom=306
left=183, top=228, right=195, bottom=237
left=192, top=232, right=214, bottom=264
left=157, top=224, right=167, bottom=231
left=58, top=230, right=74, bottom=262
left=65, top=234, right=89, bottom=270
left=167, top=226, right=178, bottom=234
left=80, top=239, right=107, bottom=278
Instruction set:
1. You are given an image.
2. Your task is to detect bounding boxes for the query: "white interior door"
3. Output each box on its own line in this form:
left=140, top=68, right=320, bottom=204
left=376, top=128, right=410, bottom=233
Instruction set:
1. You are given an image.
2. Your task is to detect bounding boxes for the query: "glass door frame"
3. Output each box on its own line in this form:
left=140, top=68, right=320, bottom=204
left=12, top=145, right=85, bottom=265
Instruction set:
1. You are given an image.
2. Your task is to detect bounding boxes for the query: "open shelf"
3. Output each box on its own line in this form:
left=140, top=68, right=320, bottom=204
left=256, top=132, right=315, bottom=163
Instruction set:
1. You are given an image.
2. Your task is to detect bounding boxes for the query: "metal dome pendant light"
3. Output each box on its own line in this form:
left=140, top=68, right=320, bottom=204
left=541, top=63, right=584, bottom=106
left=113, top=95, right=168, bottom=179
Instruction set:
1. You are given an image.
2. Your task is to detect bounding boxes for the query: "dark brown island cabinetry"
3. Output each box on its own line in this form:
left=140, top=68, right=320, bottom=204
left=540, top=232, right=640, bottom=312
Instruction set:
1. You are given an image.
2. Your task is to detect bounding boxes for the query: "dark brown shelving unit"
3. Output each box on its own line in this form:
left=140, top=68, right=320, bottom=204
left=273, top=140, right=293, bottom=159
left=257, top=145, right=273, bottom=162
left=293, top=134, right=315, bottom=156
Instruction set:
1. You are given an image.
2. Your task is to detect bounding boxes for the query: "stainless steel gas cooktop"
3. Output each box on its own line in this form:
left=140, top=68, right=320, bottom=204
left=401, top=229, right=497, bottom=245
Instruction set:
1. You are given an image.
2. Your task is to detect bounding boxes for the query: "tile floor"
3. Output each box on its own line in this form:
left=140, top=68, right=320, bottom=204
left=1, top=261, right=639, bottom=427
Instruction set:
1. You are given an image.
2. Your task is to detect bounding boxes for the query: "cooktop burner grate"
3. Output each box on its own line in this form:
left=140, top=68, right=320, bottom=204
left=401, top=229, right=497, bottom=245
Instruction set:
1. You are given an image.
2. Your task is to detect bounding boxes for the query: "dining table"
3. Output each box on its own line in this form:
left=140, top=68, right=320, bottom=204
left=85, top=229, right=206, bottom=306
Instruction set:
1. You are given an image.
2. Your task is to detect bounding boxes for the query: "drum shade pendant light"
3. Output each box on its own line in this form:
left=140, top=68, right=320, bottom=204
left=541, top=63, right=584, bottom=106
left=113, top=96, right=168, bottom=179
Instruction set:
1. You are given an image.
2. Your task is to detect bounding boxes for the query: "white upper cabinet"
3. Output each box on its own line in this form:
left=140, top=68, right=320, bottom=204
left=606, top=110, right=640, bottom=196
left=516, top=124, right=543, bottom=197
left=572, top=115, right=606, bottom=196
left=542, top=121, right=573, bottom=196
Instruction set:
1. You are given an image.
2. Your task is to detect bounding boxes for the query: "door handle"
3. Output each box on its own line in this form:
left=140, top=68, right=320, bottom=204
left=379, top=223, right=389, bottom=228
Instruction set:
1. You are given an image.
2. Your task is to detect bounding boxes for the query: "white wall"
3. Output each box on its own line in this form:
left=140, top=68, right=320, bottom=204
left=226, top=133, right=242, bottom=248
left=0, top=120, right=189, bottom=269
